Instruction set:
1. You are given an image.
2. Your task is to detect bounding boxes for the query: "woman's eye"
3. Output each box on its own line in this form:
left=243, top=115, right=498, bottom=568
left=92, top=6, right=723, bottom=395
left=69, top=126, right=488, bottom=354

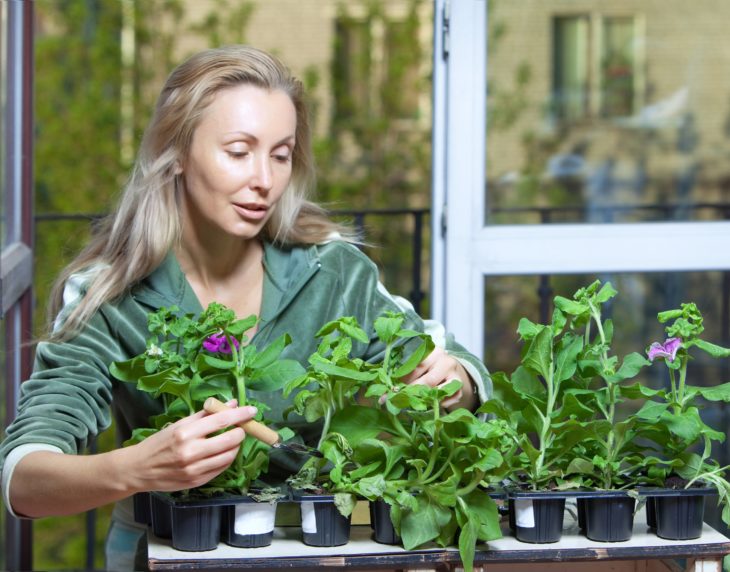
left=273, top=154, right=291, bottom=163
left=228, top=150, right=249, bottom=159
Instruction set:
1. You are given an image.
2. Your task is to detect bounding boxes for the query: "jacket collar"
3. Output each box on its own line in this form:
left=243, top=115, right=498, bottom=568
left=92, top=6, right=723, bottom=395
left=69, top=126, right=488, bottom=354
left=132, top=241, right=322, bottom=328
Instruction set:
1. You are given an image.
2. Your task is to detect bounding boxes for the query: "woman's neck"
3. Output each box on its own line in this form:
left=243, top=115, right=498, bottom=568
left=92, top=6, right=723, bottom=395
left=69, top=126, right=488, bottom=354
left=175, top=235, right=265, bottom=321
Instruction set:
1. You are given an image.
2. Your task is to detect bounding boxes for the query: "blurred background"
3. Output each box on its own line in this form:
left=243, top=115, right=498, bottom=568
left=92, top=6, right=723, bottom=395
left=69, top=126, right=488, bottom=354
left=2, top=0, right=730, bottom=568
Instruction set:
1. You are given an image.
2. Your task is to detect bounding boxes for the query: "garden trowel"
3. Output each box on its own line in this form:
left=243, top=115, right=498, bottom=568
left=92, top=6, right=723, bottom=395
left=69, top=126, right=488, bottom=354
left=203, top=397, right=323, bottom=458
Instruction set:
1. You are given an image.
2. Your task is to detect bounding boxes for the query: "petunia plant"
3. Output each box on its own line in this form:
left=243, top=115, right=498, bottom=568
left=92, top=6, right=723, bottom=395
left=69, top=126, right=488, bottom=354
left=636, top=302, right=730, bottom=524
left=110, top=302, right=304, bottom=496
left=481, top=280, right=663, bottom=492
left=284, top=312, right=510, bottom=572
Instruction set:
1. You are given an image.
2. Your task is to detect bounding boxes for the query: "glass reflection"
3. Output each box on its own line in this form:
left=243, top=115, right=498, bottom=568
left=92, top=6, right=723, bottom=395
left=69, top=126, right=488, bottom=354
left=486, top=0, right=730, bottom=225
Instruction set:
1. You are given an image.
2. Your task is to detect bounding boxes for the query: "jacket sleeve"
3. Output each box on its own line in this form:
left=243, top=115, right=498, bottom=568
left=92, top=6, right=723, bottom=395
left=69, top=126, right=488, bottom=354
left=0, top=308, right=122, bottom=473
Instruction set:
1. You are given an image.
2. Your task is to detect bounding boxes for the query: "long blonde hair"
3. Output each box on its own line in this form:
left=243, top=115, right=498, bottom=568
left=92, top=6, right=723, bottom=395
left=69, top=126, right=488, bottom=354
left=48, top=45, right=353, bottom=340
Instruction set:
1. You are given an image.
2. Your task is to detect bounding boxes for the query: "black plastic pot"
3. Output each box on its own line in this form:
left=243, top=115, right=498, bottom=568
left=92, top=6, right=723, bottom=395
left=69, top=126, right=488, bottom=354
left=133, top=492, right=152, bottom=526
left=150, top=493, right=173, bottom=539
left=508, top=494, right=566, bottom=544
left=654, top=494, right=704, bottom=540
left=369, top=499, right=400, bottom=545
left=582, top=493, right=635, bottom=542
left=645, top=496, right=657, bottom=530
left=151, top=492, right=223, bottom=551
left=221, top=500, right=277, bottom=548
left=170, top=504, right=222, bottom=551
left=299, top=495, right=352, bottom=547
left=577, top=497, right=586, bottom=531
left=640, top=486, right=715, bottom=540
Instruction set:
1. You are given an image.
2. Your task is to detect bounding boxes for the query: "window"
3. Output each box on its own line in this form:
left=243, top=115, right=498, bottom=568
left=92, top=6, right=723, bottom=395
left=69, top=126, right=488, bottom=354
left=333, top=8, right=426, bottom=125
left=552, top=13, right=641, bottom=121
left=333, top=18, right=371, bottom=123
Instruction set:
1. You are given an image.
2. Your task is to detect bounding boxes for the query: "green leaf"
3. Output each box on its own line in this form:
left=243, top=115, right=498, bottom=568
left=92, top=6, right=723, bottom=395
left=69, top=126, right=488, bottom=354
left=516, top=317, right=541, bottom=340
left=248, top=359, right=306, bottom=391
left=393, top=338, right=434, bottom=378
left=109, top=358, right=147, bottom=383
left=565, top=457, right=595, bottom=475
left=249, top=333, right=291, bottom=369
left=692, top=339, right=730, bottom=357
left=227, top=314, right=258, bottom=336
left=310, top=355, right=378, bottom=381
left=330, top=406, right=388, bottom=447
left=696, top=382, right=730, bottom=402
left=512, top=367, right=546, bottom=399
left=374, top=313, right=405, bottom=345
left=400, top=496, right=452, bottom=550
left=522, top=327, right=553, bottom=380
left=608, top=352, right=652, bottom=383
left=661, top=409, right=702, bottom=442
left=620, top=382, right=664, bottom=400
left=553, top=296, right=588, bottom=316
left=458, top=519, right=478, bottom=572
left=595, top=281, right=618, bottom=304
left=554, top=334, right=583, bottom=383
left=202, top=355, right=236, bottom=370
left=635, top=400, right=668, bottom=421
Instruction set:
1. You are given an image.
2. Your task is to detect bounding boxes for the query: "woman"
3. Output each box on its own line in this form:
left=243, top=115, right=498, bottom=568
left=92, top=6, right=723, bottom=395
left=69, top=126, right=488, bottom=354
left=0, top=45, right=489, bottom=570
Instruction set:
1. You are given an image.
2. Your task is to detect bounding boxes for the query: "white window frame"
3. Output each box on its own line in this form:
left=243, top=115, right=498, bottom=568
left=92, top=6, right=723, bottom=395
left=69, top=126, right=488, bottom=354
left=431, top=0, right=730, bottom=359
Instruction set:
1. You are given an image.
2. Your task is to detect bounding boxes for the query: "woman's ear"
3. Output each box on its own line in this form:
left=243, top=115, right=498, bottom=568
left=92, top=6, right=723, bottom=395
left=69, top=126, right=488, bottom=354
left=173, top=160, right=183, bottom=175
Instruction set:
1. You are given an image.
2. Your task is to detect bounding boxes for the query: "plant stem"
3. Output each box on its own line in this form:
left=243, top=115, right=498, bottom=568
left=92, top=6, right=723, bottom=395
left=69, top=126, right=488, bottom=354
left=589, top=300, right=618, bottom=489
left=318, top=406, right=332, bottom=450
left=668, top=368, right=679, bottom=414
left=421, top=397, right=441, bottom=481
left=534, top=347, right=556, bottom=489
left=456, top=470, right=486, bottom=496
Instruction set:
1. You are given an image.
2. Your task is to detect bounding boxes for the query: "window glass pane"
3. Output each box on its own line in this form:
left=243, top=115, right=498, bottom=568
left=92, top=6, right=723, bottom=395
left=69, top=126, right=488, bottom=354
left=484, top=271, right=730, bottom=531
left=602, top=17, right=636, bottom=117
left=486, top=1, right=730, bottom=225
left=553, top=16, right=590, bottom=121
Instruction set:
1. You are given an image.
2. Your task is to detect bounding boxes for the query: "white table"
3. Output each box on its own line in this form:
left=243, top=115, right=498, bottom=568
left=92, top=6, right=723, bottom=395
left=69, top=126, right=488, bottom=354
left=147, top=508, right=730, bottom=571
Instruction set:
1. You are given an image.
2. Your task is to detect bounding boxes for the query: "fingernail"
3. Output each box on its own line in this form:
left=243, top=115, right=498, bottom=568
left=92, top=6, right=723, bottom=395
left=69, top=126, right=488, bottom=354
left=244, top=406, right=258, bottom=416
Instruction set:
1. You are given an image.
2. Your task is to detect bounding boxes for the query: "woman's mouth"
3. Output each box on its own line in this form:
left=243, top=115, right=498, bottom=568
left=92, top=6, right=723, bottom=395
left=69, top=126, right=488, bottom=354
left=232, top=202, right=268, bottom=221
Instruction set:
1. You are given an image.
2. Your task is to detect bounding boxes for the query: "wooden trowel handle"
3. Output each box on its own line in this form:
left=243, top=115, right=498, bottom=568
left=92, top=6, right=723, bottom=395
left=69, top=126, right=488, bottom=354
left=203, top=397, right=280, bottom=446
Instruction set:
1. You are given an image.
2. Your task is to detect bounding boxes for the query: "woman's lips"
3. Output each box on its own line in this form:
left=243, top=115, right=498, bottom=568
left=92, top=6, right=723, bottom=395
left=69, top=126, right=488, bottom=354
left=232, top=202, right=268, bottom=221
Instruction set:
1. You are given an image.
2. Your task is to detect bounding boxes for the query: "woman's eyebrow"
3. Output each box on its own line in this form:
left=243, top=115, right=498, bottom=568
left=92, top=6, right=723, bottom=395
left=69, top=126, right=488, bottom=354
left=223, top=131, right=295, bottom=147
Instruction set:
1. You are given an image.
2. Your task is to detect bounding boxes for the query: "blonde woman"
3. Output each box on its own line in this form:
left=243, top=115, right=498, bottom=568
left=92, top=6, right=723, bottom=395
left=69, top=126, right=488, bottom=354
left=0, top=45, right=488, bottom=570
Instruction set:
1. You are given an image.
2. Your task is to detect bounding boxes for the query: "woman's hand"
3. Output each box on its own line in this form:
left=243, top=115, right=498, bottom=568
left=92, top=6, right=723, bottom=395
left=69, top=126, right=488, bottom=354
left=400, top=346, right=477, bottom=411
left=121, top=404, right=257, bottom=493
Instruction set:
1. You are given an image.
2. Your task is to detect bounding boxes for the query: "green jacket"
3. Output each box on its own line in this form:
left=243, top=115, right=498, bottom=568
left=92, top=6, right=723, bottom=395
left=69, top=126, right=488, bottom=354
left=0, top=240, right=490, bottom=477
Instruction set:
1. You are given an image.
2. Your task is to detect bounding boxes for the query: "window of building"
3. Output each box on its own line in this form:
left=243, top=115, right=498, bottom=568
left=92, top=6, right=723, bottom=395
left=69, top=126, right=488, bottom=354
left=552, top=13, right=641, bottom=122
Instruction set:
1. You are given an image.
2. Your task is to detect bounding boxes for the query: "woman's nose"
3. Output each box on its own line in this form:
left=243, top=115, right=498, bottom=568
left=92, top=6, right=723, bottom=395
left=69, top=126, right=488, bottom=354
left=251, top=156, right=273, bottom=193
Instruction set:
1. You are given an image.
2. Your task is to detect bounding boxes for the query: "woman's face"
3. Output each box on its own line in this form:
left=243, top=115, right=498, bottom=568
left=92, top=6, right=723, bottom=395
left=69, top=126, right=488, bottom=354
left=179, top=84, right=296, bottom=241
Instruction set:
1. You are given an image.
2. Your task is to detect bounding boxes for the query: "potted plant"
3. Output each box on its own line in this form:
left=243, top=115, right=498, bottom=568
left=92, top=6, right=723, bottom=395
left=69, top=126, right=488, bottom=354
left=480, top=283, right=600, bottom=543
left=547, top=281, right=656, bottom=542
left=284, top=312, right=509, bottom=572
left=635, top=301, right=730, bottom=540
left=110, top=302, right=304, bottom=550
left=482, top=280, right=663, bottom=543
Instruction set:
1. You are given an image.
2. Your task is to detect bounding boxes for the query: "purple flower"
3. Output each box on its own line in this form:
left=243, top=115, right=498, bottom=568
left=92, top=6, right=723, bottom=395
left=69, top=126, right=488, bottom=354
left=647, top=337, right=682, bottom=362
left=203, top=333, right=240, bottom=354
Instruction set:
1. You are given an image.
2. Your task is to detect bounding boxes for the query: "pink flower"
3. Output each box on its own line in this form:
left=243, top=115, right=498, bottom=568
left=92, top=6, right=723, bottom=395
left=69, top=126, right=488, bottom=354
left=647, top=337, right=682, bottom=362
left=203, top=333, right=240, bottom=354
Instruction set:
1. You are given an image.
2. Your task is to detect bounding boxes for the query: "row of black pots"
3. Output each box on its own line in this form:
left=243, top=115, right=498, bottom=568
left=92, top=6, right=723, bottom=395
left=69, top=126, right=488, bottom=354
left=506, top=487, right=715, bottom=545
left=136, top=491, right=352, bottom=552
